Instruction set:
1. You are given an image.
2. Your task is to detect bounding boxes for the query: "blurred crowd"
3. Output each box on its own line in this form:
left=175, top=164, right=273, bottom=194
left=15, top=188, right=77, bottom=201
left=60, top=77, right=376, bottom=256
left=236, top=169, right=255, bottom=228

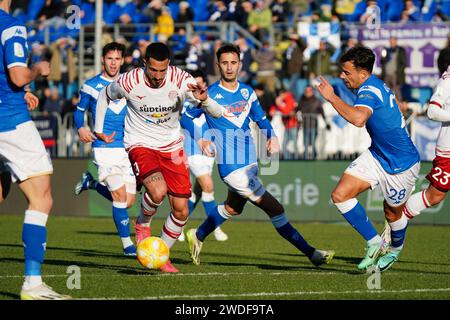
left=11, top=0, right=450, bottom=159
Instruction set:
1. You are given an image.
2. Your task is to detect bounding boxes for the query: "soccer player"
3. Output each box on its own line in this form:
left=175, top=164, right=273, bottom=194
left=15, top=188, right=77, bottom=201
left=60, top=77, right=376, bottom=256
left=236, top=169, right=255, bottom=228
left=182, top=44, right=335, bottom=267
left=0, top=0, right=69, bottom=299
left=94, top=42, right=223, bottom=273
left=73, top=42, right=137, bottom=256
left=315, top=46, right=420, bottom=272
left=383, top=64, right=450, bottom=225
left=179, top=70, right=228, bottom=242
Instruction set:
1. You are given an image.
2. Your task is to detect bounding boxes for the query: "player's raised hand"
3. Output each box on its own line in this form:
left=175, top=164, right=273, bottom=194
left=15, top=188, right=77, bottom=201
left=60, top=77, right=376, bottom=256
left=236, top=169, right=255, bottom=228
left=267, top=137, right=280, bottom=155
left=187, top=82, right=208, bottom=102
left=315, top=76, right=335, bottom=102
left=25, top=92, right=39, bottom=111
left=198, top=138, right=216, bottom=157
left=78, top=127, right=97, bottom=143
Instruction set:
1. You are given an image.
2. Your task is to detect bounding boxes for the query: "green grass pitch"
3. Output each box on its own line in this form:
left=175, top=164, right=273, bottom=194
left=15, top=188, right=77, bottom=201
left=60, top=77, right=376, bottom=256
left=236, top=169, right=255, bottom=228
left=1, top=214, right=450, bottom=300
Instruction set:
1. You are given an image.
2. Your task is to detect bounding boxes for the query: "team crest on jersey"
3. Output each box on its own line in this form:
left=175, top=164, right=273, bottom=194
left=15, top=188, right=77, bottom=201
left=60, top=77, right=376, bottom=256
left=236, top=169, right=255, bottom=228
left=168, top=90, right=178, bottom=101
left=223, top=100, right=248, bottom=118
left=240, top=88, right=249, bottom=100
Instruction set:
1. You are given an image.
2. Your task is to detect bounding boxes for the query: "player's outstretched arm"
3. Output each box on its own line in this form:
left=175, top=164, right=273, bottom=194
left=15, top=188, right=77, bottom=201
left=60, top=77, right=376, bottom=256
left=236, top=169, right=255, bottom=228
left=94, top=86, right=115, bottom=143
left=315, top=76, right=371, bottom=127
left=187, top=83, right=223, bottom=118
left=9, top=62, right=50, bottom=88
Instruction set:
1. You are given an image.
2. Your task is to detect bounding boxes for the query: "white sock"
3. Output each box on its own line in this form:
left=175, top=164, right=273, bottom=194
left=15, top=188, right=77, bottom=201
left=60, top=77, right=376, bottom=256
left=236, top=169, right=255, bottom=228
left=139, top=192, right=159, bottom=226
left=404, top=190, right=430, bottom=220
left=121, top=237, right=134, bottom=249
left=160, top=213, right=188, bottom=248
left=368, top=235, right=382, bottom=245
left=201, top=191, right=215, bottom=202
left=23, top=275, right=43, bottom=290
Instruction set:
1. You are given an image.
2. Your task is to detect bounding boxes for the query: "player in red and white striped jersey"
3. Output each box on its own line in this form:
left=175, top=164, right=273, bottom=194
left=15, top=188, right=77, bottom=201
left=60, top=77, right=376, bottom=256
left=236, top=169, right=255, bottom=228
left=388, top=65, right=450, bottom=225
left=94, top=42, right=222, bottom=273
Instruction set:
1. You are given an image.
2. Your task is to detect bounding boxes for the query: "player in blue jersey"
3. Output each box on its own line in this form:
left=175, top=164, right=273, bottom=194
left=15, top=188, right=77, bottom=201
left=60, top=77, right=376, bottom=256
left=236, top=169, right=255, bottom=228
left=316, top=46, right=420, bottom=272
left=179, top=70, right=228, bottom=242
left=0, top=0, right=70, bottom=299
left=182, top=44, right=335, bottom=267
left=73, top=42, right=137, bottom=256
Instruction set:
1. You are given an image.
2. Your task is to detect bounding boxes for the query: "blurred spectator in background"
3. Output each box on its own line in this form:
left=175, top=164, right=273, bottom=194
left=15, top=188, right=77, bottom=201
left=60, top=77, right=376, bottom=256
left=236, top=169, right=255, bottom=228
left=297, top=86, right=330, bottom=160
left=176, top=1, right=194, bottom=23
left=235, top=1, right=253, bottom=30
left=205, top=40, right=223, bottom=84
left=48, top=37, right=77, bottom=101
left=209, top=1, right=230, bottom=22
left=381, top=36, right=406, bottom=101
left=62, top=93, right=79, bottom=119
left=144, top=0, right=163, bottom=23
left=254, top=83, right=276, bottom=120
left=248, top=0, right=272, bottom=42
left=254, top=41, right=277, bottom=93
left=270, top=88, right=297, bottom=159
left=282, top=33, right=306, bottom=99
left=289, top=0, right=310, bottom=24
left=438, top=34, right=450, bottom=75
left=308, top=40, right=335, bottom=83
left=236, top=37, right=253, bottom=84
left=154, top=6, right=174, bottom=43
left=43, top=88, right=63, bottom=115
left=184, top=34, right=207, bottom=72
left=271, top=0, right=290, bottom=29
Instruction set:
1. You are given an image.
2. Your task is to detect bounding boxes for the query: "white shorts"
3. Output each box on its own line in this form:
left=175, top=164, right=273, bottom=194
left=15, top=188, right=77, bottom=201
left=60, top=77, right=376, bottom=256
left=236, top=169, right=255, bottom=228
left=93, top=148, right=136, bottom=194
left=0, top=121, right=53, bottom=183
left=345, top=149, right=420, bottom=207
left=188, top=154, right=215, bottom=178
left=223, top=164, right=266, bottom=202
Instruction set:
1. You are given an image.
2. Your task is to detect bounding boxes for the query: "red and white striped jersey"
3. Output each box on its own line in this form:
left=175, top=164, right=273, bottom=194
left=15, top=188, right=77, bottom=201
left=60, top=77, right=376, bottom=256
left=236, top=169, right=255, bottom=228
left=429, top=67, right=450, bottom=158
left=106, top=66, right=198, bottom=152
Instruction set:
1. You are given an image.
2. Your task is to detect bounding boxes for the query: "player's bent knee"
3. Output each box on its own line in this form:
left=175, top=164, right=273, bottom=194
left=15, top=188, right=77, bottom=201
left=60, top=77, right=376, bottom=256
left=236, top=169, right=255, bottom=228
left=331, top=189, right=350, bottom=204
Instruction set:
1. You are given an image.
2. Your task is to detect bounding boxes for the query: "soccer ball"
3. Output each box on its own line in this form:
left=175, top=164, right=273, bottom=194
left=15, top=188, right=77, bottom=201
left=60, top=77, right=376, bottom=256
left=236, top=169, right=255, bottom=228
left=136, top=237, right=170, bottom=269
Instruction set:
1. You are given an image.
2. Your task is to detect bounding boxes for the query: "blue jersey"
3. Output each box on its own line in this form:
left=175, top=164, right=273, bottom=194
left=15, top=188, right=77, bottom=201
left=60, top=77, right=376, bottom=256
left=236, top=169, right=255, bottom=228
left=76, top=73, right=127, bottom=148
left=182, top=101, right=210, bottom=157
left=183, top=81, right=273, bottom=178
left=354, top=75, right=419, bottom=174
left=0, top=10, right=30, bottom=132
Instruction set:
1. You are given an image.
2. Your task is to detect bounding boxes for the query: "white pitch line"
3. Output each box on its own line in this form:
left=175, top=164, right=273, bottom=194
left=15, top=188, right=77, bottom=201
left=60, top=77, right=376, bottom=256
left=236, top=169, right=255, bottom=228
left=87, top=288, right=450, bottom=300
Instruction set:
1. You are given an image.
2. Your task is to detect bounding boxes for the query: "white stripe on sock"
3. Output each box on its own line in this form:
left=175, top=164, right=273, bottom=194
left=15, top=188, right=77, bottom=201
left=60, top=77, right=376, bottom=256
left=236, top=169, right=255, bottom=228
left=24, top=210, right=48, bottom=226
left=217, top=205, right=232, bottom=220
left=112, top=201, right=127, bottom=209
left=389, top=214, right=408, bottom=231
left=201, top=192, right=215, bottom=202
left=334, top=198, right=358, bottom=214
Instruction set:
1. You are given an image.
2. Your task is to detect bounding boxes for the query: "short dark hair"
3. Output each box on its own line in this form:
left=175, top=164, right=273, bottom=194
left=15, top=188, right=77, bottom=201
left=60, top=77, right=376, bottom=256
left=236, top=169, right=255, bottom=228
left=340, top=46, right=375, bottom=73
left=145, top=42, right=171, bottom=62
left=216, top=43, right=241, bottom=61
left=102, top=42, right=126, bottom=57
left=189, top=70, right=207, bottom=84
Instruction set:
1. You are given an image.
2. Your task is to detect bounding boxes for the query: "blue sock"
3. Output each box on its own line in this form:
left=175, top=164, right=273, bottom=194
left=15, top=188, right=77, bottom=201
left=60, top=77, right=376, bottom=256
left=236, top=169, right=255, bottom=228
left=340, top=201, right=378, bottom=241
left=391, top=227, right=408, bottom=249
left=22, top=223, right=46, bottom=276
left=196, top=204, right=229, bottom=241
left=271, top=214, right=315, bottom=258
left=188, top=199, right=197, bottom=216
left=112, top=202, right=131, bottom=238
left=202, top=200, right=216, bottom=217
left=95, top=182, right=113, bottom=202
left=390, top=215, right=408, bottom=249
